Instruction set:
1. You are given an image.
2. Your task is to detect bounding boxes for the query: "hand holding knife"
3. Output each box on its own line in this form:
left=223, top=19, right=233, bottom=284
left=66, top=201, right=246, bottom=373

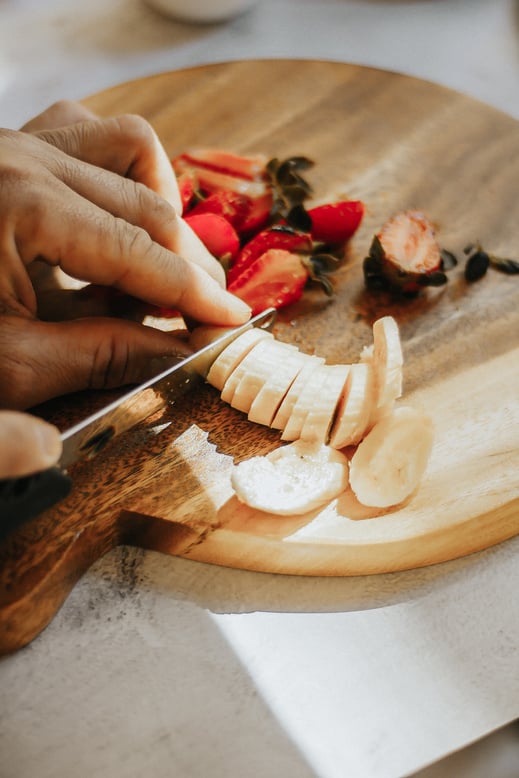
left=0, top=308, right=276, bottom=539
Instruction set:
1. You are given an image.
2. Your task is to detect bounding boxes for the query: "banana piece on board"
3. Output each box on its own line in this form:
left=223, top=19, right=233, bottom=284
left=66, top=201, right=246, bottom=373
left=231, top=440, right=350, bottom=515
left=299, top=364, right=351, bottom=444
left=248, top=350, right=319, bottom=427
left=329, top=362, right=375, bottom=448
left=231, top=340, right=299, bottom=414
left=208, top=329, right=273, bottom=394
left=349, top=405, right=434, bottom=508
left=363, top=315, right=403, bottom=422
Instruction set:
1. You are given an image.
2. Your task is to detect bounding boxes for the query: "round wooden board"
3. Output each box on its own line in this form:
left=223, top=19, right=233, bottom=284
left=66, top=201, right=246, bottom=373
left=2, top=60, right=519, bottom=653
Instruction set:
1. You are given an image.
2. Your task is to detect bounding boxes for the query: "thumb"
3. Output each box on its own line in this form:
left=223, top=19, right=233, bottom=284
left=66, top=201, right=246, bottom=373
left=0, top=411, right=62, bottom=478
left=0, top=316, right=192, bottom=410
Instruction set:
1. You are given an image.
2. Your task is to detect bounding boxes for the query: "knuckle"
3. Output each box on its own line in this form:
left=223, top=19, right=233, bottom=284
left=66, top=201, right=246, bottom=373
left=89, top=330, right=131, bottom=390
left=114, top=113, right=156, bottom=149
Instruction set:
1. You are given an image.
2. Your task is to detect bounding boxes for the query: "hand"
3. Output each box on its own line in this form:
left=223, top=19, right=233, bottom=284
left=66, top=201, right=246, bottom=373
left=0, top=101, right=250, bottom=410
left=0, top=411, right=61, bottom=478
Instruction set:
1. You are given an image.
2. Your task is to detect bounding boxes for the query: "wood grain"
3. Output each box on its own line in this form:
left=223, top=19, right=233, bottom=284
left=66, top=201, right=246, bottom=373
left=1, top=60, right=518, bottom=654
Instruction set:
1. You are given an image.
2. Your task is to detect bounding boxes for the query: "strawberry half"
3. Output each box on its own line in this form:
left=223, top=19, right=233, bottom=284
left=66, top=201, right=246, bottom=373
left=228, top=249, right=309, bottom=315
left=363, top=210, right=446, bottom=295
left=227, top=225, right=313, bottom=284
left=175, top=149, right=268, bottom=181
left=176, top=170, right=198, bottom=213
left=188, top=191, right=253, bottom=231
left=307, top=200, right=364, bottom=245
left=228, top=247, right=337, bottom=315
left=184, top=212, right=240, bottom=265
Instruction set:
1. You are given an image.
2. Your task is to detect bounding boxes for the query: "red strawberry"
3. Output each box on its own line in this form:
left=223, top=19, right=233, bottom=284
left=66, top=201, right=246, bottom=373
left=363, top=210, right=446, bottom=295
left=184, top=213, right=240, bottom=264
left=237, top=192, right=273, bottom=237
left=228, top=249, right=309, bottom=315
left=307, top=200, right=364, bottom=245
left=188, top=191, right=253, bottom=231
left=176, top=170, right=198, bottom=213
left=228, top=247, right=337, bottom=315
left=174, top=149, right=268, bottom=180
left=227, top=226, right=313, bottom=284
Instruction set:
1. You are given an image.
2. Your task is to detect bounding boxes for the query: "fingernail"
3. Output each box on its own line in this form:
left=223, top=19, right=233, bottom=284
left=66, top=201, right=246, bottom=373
left=227, top=294, right=252, bottom=321
left=36, top=421, right=62, bottom=465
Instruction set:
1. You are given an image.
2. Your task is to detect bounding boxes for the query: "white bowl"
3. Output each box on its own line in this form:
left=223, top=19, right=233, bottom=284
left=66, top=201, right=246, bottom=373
left=144, top=0, right=258, bottom=23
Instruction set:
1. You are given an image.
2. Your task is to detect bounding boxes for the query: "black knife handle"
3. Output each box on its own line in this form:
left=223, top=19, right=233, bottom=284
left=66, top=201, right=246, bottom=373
left=0, top=467, right=72, bottom=540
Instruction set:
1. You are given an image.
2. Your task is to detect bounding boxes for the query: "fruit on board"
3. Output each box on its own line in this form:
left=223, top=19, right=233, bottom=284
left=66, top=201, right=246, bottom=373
left=190, top=314, right=434, bottom=512
left=171, top=147, right=364, bottom=313
left=363, top=210, right=446, bottom=295
left=231, top=440, right=350, bottom=516
left=349, top=406, right=434, bottom=508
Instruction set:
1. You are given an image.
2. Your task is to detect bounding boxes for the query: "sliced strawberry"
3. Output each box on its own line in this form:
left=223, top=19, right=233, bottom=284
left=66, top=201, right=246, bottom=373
left=174, top=149, right=268, bottom=180
left=189, top=191, right=253, bottom=231
left=184, top=212, right=240, bottom=265
left=237, top=191, right=273, bottom=237
left=227, top=226, right=313, bottom=284
left=176, top=169, right=198, bottom=213
left=307, top=200, right=364, bottom=245
left=363, top=210, right=446, bottom=295
left=189, top=165, right=269, bottom=200
left=228, top=248, right=309, bottom=315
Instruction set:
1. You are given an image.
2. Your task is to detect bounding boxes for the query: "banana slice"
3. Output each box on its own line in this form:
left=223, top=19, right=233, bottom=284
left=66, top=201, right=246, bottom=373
left=364, top=315, right=403, bottom=421
left=231, top=440, right=350, bottom=515
left=248, top=350, right=317, bottom=426
left=207, top=328, right=273, bottom=391
left=329, top=362, right=375, bottom=448
left=300, top=364, right=351, bottom=444
left=231, top=340, right=299, bottom=414
left=281, top=366, right=329, bottom=441
left=349, top=405, right=434, bottom=508
left=270, top=357, right=324, bottom=430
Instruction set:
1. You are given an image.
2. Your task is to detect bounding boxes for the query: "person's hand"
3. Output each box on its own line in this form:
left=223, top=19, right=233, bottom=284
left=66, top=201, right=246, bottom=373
left=0, top=411, right=61, bottom=478
left=0, top=101, right=251, bottom=410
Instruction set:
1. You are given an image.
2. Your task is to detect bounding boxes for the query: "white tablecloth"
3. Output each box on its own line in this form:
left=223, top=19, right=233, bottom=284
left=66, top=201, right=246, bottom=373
left=1, top=2, right=518, bottom=776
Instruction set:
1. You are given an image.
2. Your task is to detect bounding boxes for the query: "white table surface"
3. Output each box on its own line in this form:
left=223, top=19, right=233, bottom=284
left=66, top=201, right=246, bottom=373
left=1, top=2, right=518, bottom=777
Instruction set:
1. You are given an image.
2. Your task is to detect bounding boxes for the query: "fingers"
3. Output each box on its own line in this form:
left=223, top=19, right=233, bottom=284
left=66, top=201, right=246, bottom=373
left=36, top=114, right=182, bottom=213
left=20, top=100, right=98, bottom=133
left=1, top=128, right=250, bottom=322
left=0, top=411, right=62, bottom=478
left=0, top=315, right=193, bottom=410
left=11, top=177, right=244, bottom=320
left=38, top=145, right=225, bottom=284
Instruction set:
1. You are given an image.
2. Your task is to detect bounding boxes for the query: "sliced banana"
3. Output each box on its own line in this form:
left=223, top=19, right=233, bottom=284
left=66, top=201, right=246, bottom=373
left=349, top=405, right=434, bottom=508
left=248, top=350, right=317, bottom=426
left=231, top=340, right=299, bottom=414
left=207, top=328, right=273, bottom=391
left=231, top=440, right=350, bottom=515
left=271, top=358, right=324, bottom=430
left=364, top=315, right=403, bottom=421
left=329, top=362, right=375, bottom=448
left=300, top=364, right=351, bottom=444
left=281, top=366, right=329, bottom=441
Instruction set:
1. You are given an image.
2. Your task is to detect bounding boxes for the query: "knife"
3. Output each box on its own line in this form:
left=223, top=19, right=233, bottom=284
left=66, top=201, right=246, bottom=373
left=0, top=308, right=276, bottom=539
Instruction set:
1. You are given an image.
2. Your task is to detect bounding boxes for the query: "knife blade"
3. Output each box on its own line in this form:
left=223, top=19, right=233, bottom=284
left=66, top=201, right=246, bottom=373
left=0, top=308, right=276, bottom=538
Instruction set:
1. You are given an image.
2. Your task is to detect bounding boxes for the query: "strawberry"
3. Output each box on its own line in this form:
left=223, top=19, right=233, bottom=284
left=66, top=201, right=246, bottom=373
left=188, top=190, right=253, bottom=231
left=228, top=248, right=337, bottom=315
left=227, top=225, right=313, bottom=284
left=363, top=210, right=446, bottom=295
left=228, top=249, right=309, bottom=315
left=184, top=212, right=240, bottom=265
left=176, top=169, right=198, bottom=213
left=307, top=200, right=364, bottom=245
left=175, top=149, right=268, bottom=181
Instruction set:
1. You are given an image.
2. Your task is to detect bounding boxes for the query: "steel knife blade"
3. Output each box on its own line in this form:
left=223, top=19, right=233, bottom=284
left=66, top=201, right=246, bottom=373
left=0, top=308, right=276, bottom=538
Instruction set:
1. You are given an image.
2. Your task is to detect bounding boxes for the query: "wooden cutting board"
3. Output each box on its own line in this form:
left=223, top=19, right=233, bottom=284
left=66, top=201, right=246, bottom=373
left=1, top=60, right=519, bottom=654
